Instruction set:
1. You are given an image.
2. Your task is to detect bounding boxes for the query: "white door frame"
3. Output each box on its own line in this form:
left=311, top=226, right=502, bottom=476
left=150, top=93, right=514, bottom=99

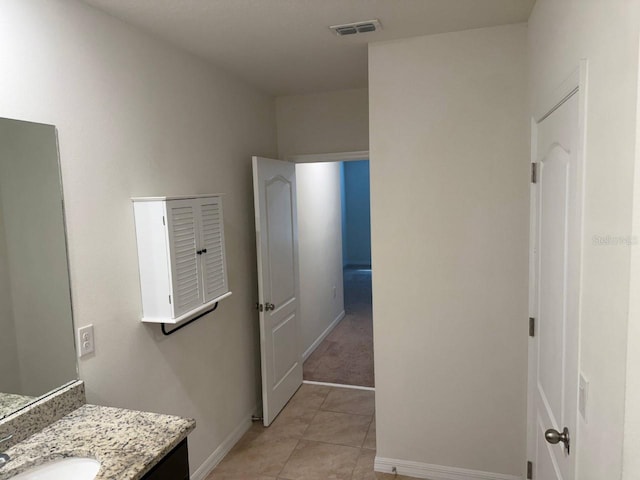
left=287, top=150, right=369, bottom=164
left=527, top=60, right=588, bottom=478
left=287, top=149, right=373, bottom=388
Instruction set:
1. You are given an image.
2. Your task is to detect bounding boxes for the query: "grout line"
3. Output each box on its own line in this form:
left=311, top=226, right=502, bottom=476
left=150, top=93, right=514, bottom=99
left=297, top=437, right=367, bottom=450
left=278, top=388, right=332, bottom=477
left=276, top=437, right=300, bottom=479
left=292, top=385, right=331, bottom=450
left=361, top=413, right=375, bottom=449
left=320, top=407, right=375, bottom=417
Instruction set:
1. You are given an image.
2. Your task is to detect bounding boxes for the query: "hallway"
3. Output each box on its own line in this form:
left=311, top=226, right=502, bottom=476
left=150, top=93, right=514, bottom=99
left=303, top=268, right=374, bottom=387
left=206, top=384, right=408, bottom=479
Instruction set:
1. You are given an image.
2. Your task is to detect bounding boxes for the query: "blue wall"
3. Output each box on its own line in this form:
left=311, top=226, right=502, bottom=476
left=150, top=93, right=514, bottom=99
left=341, top=160, right=371, bottom=267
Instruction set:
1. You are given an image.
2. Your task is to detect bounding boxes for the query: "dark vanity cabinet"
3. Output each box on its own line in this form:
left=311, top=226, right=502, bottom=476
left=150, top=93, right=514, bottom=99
left=142, top=439, right=190, bottom=480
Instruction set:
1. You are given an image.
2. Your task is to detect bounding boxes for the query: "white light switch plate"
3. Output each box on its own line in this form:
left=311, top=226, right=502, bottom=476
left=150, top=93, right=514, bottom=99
left=77, top=324, right=95, bottom=357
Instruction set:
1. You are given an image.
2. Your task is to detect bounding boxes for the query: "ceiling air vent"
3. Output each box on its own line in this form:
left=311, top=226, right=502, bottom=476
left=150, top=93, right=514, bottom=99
left=329, top=19, right=382, bottom=36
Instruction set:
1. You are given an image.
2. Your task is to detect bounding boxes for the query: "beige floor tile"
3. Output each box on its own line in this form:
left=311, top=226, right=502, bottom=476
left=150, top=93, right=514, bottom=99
left=252, top=401, right=317, bottom=440
left=362, top=417, right=376, bottom=450
left=206, top=473, right=276, bottom=480
left=375, top=474, right=417, bottom=479
left=279, top=439, right=360, bottom=480
left=303, top=411, right=372, bottom=447
left=351, top=450, right=414, bottom=480
left=214, top=432, right=299, bottom=477
left=321, top=388, right=375, bottom=416
left=351, top=449, right=376, bottom=480
left=289, top=383, right=331, bottom=409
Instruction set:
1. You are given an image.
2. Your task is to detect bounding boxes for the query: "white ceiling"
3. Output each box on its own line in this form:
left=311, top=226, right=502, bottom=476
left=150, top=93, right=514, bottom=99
left=81, top=0, right=535, bottom=96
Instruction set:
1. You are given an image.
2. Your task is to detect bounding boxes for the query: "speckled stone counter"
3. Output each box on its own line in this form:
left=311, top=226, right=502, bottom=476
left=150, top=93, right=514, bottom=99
left=0, top=382, right=85, bottom=448
left=0, top=394, right=34, bottom=420
left=0, top=404, right=195, bottom=480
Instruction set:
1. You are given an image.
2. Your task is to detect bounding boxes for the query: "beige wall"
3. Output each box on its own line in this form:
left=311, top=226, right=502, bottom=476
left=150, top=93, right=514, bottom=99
left=295, top=162, right=345, bottom=357
left=0, top=0, right=276, bottom=473
left=276, top=89, right=369, bottom=159
left=0, top=119, right=77, bottom=397
left=528, top=1, right=640, bottom=478
left=369, top=24, right=529, bottom=476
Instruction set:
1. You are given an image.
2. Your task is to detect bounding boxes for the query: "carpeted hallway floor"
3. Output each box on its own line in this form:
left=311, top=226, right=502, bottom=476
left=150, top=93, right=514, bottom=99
left=303, top=268, right=374, bottom=387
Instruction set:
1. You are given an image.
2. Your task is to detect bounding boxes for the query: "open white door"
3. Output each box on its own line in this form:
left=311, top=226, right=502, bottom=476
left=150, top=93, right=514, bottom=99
left=528, top=70, right=584, bottom=480
left=252, top=156, right=303, bottom=426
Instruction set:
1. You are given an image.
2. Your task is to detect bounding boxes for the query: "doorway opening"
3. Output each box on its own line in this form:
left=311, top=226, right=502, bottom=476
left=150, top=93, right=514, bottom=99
left=296, top=157, right=374, bottom=389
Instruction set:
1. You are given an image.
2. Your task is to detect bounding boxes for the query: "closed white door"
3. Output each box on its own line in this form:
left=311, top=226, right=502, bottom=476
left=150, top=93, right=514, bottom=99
left=252, top=156, right=303, bottom=426
left=166, top=199, right=203, bottom=317
left=529, top=88, right=582, bottom=480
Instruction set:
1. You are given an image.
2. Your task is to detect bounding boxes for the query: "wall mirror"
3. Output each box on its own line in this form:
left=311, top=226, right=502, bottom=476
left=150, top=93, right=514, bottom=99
left=0, top=117, right=77, bottom=419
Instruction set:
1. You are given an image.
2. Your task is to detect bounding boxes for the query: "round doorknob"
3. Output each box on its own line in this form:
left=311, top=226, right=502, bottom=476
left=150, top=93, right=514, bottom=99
left=545, top=427, right=570, bottom=454
left=265, top=302, right=275, bottom=311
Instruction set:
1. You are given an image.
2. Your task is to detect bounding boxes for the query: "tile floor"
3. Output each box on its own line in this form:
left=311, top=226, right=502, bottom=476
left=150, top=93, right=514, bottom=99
left=205, top=384, right=411, bottom=480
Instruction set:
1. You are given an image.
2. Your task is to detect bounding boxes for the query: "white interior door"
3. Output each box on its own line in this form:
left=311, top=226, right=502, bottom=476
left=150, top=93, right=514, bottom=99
left=252, top=156, right=303, bottom=426
left=529, top=87, right=582, bottom=480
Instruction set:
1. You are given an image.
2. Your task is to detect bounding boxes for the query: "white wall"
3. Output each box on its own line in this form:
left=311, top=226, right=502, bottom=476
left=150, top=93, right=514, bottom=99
left=369, top=24, right=529, bottom=477
left=0, top=0, right=277, bottom=473
left=0, top=119, right=77, bottom=397
left=276, top=88, right=369, bottom=159
left=296, top=162, right=345, bottom=357
left=528, top=1, right=640, bottom=479
left=0, top=193, right=21, bottom=395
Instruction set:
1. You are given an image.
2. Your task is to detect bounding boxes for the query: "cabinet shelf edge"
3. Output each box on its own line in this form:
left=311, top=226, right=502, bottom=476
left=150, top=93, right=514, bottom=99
left=141, top=292, right=232, bottom=324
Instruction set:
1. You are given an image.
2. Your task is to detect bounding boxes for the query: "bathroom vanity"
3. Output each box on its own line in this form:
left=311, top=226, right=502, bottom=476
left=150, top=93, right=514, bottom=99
left=142, top=439, right=189, bottom=480
left=0, top=382, right=195, bottom=480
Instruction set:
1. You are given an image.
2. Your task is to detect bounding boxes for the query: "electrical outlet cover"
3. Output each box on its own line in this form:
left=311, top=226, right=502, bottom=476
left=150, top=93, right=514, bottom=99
left=77, top=324, right=95, bottom=357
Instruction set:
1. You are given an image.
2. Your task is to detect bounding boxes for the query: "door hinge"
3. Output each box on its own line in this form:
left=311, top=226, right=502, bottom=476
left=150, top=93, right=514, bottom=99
left=162, top=215, right=166, bottom=226
left=256, top=303, right=264, bottom=312
left=529, top=317, right=535, bottom=337
left=527, top=461, right=533, bottom=479
left=531, top=163, right=537, bottom=184
left=168, top=295, right=172, bottom=304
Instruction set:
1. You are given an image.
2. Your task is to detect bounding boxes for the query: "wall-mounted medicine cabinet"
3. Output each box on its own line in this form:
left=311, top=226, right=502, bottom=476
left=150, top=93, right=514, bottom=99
left=132, top=195, right=231, bottom=324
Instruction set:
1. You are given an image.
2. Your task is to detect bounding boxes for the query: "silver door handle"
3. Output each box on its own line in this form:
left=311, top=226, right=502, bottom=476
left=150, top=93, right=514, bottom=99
left=545, top=427, right=570, bottom=454
left=265, top=303, right=275, bottom=311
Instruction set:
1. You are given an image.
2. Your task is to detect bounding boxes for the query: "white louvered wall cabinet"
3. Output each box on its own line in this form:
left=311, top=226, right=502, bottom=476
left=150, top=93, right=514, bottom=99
left=132, top=195, right=231, bottom=324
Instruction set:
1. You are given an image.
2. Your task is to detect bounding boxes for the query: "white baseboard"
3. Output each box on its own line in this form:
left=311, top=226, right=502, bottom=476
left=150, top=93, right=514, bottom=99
left=374, top=457, right=522, bottom=480
left=191, top=408, right=255, bottom=480
left=302, top=310, right=345, bottom=361
left=303, top=380, right=374, bottom=391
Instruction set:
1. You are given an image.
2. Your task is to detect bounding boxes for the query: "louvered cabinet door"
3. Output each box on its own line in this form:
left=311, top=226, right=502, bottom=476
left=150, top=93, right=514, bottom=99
left=197, top=197, right=229, bottom=303
left=165, top=199, right=203, bottom=317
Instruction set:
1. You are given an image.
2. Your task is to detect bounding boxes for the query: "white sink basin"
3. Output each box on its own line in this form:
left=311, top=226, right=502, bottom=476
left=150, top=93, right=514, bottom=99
left=10, top=458, right=100, bottom=480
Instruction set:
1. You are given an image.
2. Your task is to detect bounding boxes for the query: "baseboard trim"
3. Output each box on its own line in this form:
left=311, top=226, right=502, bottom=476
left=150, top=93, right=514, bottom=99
left=302, top=310, right=345, bottom=361
left=303, top=380, right=375, bottom=391
left=191, top=408, right=255, bottom=480
left=374, top=457, right=521, bottom=480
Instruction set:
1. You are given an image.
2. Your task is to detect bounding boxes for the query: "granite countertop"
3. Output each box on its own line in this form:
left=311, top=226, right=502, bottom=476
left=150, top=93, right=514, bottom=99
left=0, top=404, right=195, bottom=480
left=0, top=394, right=35, bottom=420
